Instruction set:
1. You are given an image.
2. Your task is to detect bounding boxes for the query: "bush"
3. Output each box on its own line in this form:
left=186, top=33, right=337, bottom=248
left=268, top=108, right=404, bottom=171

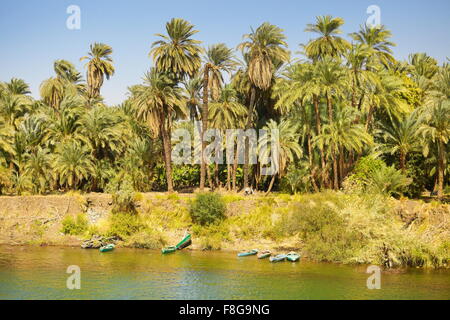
left=345, top=156, right=411, bottom=197
left=61, top=214, right=88, bottom=235
left=125, top=230, right=166, bottom=249
left=107, top=213, right=145, bottom=239
left=106, top=173, right=137, bottom=213
left=189, top=193, right=226, bottom=226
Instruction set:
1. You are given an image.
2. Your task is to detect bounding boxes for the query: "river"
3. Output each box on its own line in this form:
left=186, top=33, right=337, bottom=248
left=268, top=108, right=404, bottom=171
left=0, top=246, right=448, bottom=300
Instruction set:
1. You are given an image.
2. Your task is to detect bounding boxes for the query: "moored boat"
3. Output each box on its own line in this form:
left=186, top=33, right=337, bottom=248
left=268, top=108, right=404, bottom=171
left=161, top=246, right=177, bottom=254
left=286, top=252, right=300, bottom=262
left=237, top=249, right=259, bottom=257
left=257, top=250, right=272, bottom=259
left=269, top=254, right=287, bottom=263
left=176, top=233, right=192, bottom=250
left=99, top=244, right=115, bottom=253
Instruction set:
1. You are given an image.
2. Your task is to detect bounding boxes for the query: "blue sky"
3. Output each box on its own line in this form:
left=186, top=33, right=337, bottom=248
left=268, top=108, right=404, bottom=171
left=1, top=0, right=449, bottom=105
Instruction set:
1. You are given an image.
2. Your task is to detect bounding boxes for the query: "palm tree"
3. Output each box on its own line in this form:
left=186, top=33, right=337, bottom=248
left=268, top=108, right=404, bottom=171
left=132, top=69, right=187, bottom=192
left=80, top=106, right=125, bottom=160
left=314, top=108, right=373, bottom=189
left=200, top=43, right=238, bottom=190
left=80, top=43, right=115, bottom=99
left=54, top=140, right=94, bottom=190
left=418, top=66, right=450, bottom=199
left=315, top=57, right=348, bottom=124
left=238, top=22, right=290, bottom=188
left=380, top=114, right=421, bottom=173
left=209, top=86, right=247, bottom=190
left=24, top=147, right=52, bottom=194
left=150, top=18, right=202, bottom=80
left=0, top=117, right=14, bottom=160
left=350, top=25, right=396, bottom=67
left=304, top=15, right=350, bottom=60
left=183, top=77, right=202, bottom=120
left=258, top=119, right=302, bottom=194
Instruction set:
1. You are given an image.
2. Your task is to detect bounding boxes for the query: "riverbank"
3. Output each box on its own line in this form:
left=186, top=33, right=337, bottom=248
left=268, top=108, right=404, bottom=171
left=0, top=191, right=448, bottom=268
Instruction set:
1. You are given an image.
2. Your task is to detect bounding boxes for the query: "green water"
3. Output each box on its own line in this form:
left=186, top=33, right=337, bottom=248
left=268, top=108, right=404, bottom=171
left=0, top=246, right=449, bottom=300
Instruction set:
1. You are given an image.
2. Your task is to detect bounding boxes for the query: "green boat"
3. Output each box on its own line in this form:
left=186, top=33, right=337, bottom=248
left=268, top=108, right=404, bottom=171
left=257, top=250, right=272, bottom=259
left=99, top=244, right=115, bottom=252
left=269, top=254, right=287, bottom=263
left=162, top=233, right=192, bottom=254
left=286, top=252, right=300, bottom=262
left=176, top=233, right=192, bottom=250
left=238, top=249, right=258, bottom=257
left=161, top=246, right=177, bottom=254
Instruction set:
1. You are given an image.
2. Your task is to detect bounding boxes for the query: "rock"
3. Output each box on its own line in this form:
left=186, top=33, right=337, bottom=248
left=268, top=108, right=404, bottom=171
left=81, top=235, right=118, bottom=249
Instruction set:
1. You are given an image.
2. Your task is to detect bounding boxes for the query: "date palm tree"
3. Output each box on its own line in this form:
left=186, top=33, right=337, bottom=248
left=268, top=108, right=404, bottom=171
left=80, top=43, right=115, bottom=99
left=238, top=22, right=290, bottom=188
left=304, top=15, right=350, bottom=60
left=150, top=18, right=202, bottom=80
left=350, top=25, right=396, bottom=67
left=209, top=86, right=247, bottom=190
left=200, top=43, right=238, bottom=190
left=380, top=114, right=421, bottom=173
left=54, top=140, right=94, bottom=190
left=258, top=119, right=302, bottom=194
left=132, top=69, right=187, bottom=192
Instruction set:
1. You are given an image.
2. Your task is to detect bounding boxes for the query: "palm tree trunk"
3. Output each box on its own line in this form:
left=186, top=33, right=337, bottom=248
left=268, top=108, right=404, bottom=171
left=366, top=106, right=374, bottom=131
left=339, top=145, right=344, bottom=187
left=214, top=163, right=220, bottom=189
left=244, top=85, right=257, bottom=189
left=399, top=151, right=406, bottom=174
left=265, top=175, right=276, bottom=195
left=161, top=121, right=173, bottom=192
left=326, top=93, right=333, bottom=125
left=308, top=134, right=319, bottom=193
left=200, top=65, right=210, bottom=191
left=226, top=163, right=231, bottom=191
left=313, top=95, right=327, bottom=188
left=438, top=140, right=445, bottom=200
left=332, top=150, right=339, bottom=190
left=232, top=145, right=238, bottom=191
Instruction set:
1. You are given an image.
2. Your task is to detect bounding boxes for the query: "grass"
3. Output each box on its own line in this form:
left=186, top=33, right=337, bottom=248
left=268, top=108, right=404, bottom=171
left=53, top=191, right=448, bottom=268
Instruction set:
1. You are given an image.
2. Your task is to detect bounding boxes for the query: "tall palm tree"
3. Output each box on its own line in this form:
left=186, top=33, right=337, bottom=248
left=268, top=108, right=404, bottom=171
left=238, top=22, right=290, bottom=188
left=54, top=140, right=94, bottom=190
left=418, top=65, right=450, bottom=199
left=258, top=119, right=302, bottom=194
left=350, top=25, right=396, bottom=67
left=80, top=43, right=115, bottom=99
left=314, top=108, right=373, bottom=189
left=132, top=69, right=187, bottom=192
left=209, top=86, right=247, bottom=190
left=380, top=114, right=421, bottom=173
left=150, top=18, right=202, bottom=80
left=200, top=43, right=238, bottom=190
left=24, top=147, right=52, bottom=194
left=304, top=15, right=350, bottom=60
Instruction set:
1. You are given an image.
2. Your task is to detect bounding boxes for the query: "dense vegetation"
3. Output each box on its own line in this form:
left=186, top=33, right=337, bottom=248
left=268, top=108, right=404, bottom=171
left=0, top=17, right=448, bottom=199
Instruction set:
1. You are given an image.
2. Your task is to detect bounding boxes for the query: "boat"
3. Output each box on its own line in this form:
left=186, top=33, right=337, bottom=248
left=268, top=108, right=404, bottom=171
left=161, top=246, right=177, bottom=254
left=237, top=249, right=259, bottom=257
left=99, top=244, right=115, bottom=252
left=269, top=254, right=287, bottom=263
left=176, top=233, right=192, bottom=250
left=162, top=233, right=192, bottom=254
left=286, top=252, right=300, bottom=262
left=257, top=250, right=272, bottom=259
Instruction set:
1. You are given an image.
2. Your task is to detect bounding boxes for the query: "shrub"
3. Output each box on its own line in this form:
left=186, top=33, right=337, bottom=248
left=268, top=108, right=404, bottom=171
left=106, top=174, right=137, bottom=213
left=189, top=193, right=226, bottom=226
left=61, top=214, right=88, bottom=235
left=346, top=156, right=411, bottom=197
left=107, top=213, right=145, bottom=239
left=125, top=230, right=166, bottom=249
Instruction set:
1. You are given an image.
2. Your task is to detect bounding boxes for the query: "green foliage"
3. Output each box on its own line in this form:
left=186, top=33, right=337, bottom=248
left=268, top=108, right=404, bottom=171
left=105, top=173, right=137, bottom=213
left=346, top=156, right=411, bottom=197
left=189, top=193, right=226, bottom=226
left=107, top=212, right=145, bottom=239
left=61, top=214, right=88, bottom=235
left=125, top=230, right=166, bottom=249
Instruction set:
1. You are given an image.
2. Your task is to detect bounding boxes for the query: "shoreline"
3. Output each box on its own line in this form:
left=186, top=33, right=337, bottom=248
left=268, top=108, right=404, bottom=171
left=0, top=191, right=448, bottom=269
